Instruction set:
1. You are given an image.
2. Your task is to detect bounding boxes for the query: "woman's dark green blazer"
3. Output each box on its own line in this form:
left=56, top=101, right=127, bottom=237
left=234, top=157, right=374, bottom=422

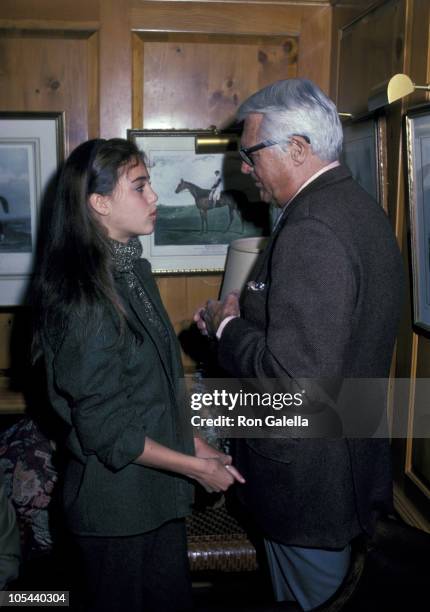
left=42, top=259, right=194, bottom=536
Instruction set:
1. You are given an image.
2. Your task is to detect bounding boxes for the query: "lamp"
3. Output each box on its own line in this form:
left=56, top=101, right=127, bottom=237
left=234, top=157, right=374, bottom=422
left=220, top=236, right=268, bottom=300
left=195, top=129, right=238, bottom=154
left=368, top=73, right=430, bottom=111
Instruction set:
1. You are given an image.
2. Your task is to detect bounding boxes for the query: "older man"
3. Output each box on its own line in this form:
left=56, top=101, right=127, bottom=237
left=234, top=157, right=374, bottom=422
left=194, top=79, right=404, bottom=610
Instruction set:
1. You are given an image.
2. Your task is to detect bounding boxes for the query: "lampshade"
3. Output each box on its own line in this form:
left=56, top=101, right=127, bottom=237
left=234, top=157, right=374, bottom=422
left=220, top=236, right=268, bottom=300
left=368, top=73, right=430, bottom=111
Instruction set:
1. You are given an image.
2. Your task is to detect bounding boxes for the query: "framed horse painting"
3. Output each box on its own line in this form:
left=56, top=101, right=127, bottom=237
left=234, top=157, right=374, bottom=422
left=128, top=129, right=269, bottom=273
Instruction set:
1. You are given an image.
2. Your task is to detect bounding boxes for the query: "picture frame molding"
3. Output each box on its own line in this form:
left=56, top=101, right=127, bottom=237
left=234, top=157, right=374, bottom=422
left=404, top=103, right=430, bottom=332
left=341, top=111, right=388, bottom=213
left=0, top=111, right=65, bottom=305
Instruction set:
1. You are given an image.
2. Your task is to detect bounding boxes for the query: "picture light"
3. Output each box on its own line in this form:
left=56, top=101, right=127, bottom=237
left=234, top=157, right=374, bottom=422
left=368, top=73, right=430, bottom=111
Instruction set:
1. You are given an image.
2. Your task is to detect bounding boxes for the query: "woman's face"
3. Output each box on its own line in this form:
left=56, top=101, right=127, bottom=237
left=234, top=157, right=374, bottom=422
left=100, top=159, right=158, bottom=243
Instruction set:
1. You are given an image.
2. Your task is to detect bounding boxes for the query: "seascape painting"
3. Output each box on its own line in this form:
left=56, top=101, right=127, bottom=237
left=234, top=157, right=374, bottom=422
left=0, top=112, right=63, bottom=305
left=0, top=145, right=33, bottom=253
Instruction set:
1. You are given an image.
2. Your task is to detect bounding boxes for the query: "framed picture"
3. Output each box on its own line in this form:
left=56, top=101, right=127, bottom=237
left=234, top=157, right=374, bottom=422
left=0, top=112, right=64, bottom=305
left=405, top=104, right=430, bottom=331
left=128, top=129, right=268, bottom=273
left=341, top=114, right=388, bottom=212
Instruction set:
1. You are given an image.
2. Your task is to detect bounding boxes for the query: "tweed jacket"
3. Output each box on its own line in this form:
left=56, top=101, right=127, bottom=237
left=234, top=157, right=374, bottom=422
left=218, top=165, right=404, bottom=549
left=42, top=258, right=194, bottom=537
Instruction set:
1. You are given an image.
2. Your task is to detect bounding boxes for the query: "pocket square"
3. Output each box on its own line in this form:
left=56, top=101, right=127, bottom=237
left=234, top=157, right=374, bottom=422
left=246, top=280, right=266, bottom=292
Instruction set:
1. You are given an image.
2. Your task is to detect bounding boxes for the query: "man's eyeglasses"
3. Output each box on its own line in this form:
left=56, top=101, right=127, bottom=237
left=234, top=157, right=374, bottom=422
left=239, top=134, right=311, bottom=167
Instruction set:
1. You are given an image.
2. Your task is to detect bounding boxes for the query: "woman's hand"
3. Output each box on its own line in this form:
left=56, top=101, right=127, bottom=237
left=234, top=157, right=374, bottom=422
left=191, top=457, right=245, bottom=493
left=135, top=436, right=245, bottom=493
left=194, top=436, right=232, bottom=464
left=193, top=437, right=245, bottom=492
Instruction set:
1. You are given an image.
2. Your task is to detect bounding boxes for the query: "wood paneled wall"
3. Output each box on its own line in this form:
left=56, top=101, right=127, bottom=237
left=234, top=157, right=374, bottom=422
left=333, top=0, right=430, bottom=530
left=0, top=30, right=99, bottom=151
left=133, top=33, right=299, bottom=130
left=3, top=0, right=427, bottom=528
left=0, top=0, right=333, bottom=375
left=336, top=0, right=406, bottom=116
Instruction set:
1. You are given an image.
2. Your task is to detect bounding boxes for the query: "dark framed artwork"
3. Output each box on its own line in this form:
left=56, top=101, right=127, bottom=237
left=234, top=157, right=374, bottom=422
left=341, top=114, right=388, bottom=213
left=0, top=112, right=64, bottom=305
left=128, top=129, right=268, bottom=273
left=405, top=104, right=430, bottom=332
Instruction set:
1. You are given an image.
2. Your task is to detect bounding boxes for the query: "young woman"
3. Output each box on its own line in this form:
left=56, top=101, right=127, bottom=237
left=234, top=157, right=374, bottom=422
left=31, top=138, right=244, bottom=612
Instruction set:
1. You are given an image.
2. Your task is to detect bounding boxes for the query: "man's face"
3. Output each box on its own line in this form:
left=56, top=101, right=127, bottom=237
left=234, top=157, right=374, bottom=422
left=240, top=113, right=299, bottom=207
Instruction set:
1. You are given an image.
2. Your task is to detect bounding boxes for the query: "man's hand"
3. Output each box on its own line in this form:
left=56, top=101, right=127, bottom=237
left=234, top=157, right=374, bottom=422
left=193, top=291, right=240, bottom=337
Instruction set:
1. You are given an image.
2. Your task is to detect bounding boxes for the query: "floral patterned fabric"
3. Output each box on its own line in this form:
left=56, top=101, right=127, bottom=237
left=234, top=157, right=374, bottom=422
left=0, top=418, right=57, bottom=558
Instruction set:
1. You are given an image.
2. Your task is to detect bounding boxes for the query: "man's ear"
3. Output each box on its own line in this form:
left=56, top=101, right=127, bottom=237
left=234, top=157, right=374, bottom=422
left=289, top=137, right=308, bottom=165
left=88, top=192, right=111, bottom=217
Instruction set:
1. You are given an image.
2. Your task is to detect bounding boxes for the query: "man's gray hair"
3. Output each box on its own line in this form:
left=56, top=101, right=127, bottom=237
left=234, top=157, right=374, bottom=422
left=237, top=79, right=343, bottom=162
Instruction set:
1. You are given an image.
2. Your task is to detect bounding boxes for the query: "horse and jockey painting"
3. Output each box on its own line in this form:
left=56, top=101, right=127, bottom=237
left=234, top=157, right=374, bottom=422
left=128, top=129, right=270, bottom=271
left=174, top=178, right=245, bottom=233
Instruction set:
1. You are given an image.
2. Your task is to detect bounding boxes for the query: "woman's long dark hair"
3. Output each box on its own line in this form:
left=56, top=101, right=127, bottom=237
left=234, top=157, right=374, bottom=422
left=31, top=138, right=143, bottom=359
